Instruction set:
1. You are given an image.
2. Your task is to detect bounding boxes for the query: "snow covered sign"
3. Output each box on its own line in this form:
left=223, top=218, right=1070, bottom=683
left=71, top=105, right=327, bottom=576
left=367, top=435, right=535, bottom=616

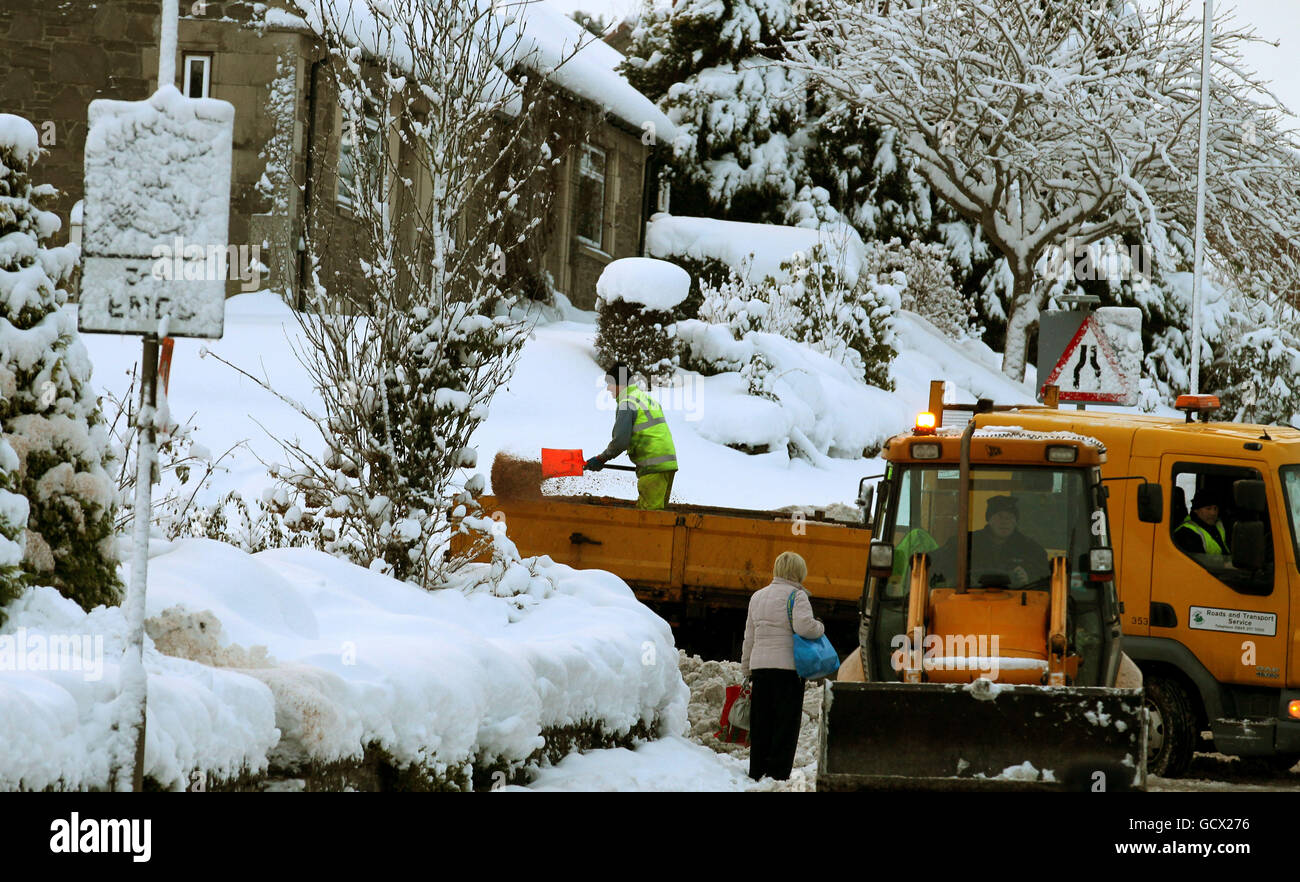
left=79, top=86, right=234, bottom=338
left=1039, top=308, right=1142, bottom=406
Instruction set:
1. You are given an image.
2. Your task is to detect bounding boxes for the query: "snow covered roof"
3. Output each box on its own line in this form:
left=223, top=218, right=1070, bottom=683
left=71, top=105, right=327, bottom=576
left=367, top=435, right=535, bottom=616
left=645, top=214, right=868, bottom=285
left=277, top=1, right=673, bottom=142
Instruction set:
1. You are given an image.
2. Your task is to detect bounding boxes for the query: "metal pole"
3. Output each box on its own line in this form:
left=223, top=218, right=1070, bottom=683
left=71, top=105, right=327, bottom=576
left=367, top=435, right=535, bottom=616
left=116, top=0, right=178, bottom=793
left=121, top=334, right=159, bottom=791
left=1190, top=0, right=1213, bottom=395
left=158, top=0, right=178, bottom=88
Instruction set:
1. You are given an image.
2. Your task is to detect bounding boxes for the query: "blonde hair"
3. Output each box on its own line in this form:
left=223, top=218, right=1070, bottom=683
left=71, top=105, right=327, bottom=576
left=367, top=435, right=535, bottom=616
left=773, top=551, right=807, bottom=584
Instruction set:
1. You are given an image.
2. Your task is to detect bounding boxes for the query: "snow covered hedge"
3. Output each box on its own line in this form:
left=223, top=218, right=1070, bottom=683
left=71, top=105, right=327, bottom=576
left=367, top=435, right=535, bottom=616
left=594, top=258, right=689, bottom=385
left=0, top=538, right=687, bottom=791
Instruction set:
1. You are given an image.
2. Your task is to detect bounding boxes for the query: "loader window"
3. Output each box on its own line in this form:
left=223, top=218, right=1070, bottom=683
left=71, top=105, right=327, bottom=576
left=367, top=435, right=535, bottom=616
left=1170, top=463, right=1273, bottom=595
left=883, top=465, right=1103, bottom=597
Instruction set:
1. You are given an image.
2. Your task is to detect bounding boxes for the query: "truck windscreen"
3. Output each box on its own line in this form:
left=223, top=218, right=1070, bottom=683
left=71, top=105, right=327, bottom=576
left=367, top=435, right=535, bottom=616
left=885, top=465, right=1103, bottom=596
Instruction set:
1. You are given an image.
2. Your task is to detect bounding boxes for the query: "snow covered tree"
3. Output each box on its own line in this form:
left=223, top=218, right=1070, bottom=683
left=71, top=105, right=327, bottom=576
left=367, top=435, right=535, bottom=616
left=622, top=0, right=922, bottom=234
left=0, top=437, right=28, bottom=626
left=0, top=114, right=120, bottom=610
left=227, top=0, right=574, bottom=587
left=623, top=0, right=1001, bottom=338
left=1203, top=286, right=1300, bottom=426
left=787, top=0, right=1300, bottom=380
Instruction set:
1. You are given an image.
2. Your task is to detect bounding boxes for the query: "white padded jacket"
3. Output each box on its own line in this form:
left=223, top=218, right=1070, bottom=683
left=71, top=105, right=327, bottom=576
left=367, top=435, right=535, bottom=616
left=741, top=577, right=825, bottom=675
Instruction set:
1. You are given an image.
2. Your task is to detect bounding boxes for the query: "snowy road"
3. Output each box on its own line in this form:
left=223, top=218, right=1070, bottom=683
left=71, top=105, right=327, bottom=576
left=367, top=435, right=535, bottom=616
left=505, top=653, right=1300, bottom=793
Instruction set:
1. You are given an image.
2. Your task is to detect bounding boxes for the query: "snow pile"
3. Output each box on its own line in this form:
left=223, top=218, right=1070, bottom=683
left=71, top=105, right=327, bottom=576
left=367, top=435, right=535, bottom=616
left=506, top=652, right=825, bottom=791
left=678, top=652, right=821, bottom=792
left=676, top=321, right=909, bottom=459
left=646, top=214, right=867, bottom=285
left=595, top=258, right=690, bottom=312
left=508, top=735, right=751, bottom=792
left=0, top=537, right=688, bottom=789
left=0, top=585, right=277, bottom=791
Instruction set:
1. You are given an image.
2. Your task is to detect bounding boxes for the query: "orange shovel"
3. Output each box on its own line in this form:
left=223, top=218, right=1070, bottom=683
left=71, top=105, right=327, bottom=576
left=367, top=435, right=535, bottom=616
left=541, top=449, right=636, bottom=478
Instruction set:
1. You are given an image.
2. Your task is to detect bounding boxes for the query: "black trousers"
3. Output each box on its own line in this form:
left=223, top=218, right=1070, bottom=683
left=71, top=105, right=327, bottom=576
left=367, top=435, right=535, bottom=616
left=748, top=668, right=804, bottom=781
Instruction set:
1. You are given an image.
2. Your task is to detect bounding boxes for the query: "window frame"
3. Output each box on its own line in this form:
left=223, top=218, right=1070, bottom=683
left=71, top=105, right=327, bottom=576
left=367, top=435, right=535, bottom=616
left=1169, top=460, right=1274, bottom=597
left=573, top=143, right=607, bottom=251
left=182, top=53, right=213, bottom=99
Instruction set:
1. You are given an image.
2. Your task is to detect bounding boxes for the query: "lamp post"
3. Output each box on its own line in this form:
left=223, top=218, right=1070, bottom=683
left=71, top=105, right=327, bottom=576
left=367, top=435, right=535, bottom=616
left=1190, top=0, right=1213, bottom=395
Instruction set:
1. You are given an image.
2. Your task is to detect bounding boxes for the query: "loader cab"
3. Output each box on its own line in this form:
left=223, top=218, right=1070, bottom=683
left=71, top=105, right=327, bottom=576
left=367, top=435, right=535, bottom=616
left=863, top=427, right=1123, bottom=689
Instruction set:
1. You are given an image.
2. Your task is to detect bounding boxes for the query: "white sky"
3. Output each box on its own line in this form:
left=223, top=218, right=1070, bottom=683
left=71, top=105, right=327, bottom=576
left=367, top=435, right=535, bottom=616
left=548, top=0, right=1300, bottom=129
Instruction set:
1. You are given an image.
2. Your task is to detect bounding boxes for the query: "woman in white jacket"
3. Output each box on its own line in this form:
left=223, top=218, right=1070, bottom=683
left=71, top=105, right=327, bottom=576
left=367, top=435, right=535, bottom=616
left=740, top=551, right=825, bottom=781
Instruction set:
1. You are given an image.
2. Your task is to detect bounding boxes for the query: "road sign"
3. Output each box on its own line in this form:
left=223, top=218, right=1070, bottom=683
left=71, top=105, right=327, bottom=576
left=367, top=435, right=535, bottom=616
left=79, top=86, right=233, bottom=338
left=1038, top=308, right=1141, bottom=405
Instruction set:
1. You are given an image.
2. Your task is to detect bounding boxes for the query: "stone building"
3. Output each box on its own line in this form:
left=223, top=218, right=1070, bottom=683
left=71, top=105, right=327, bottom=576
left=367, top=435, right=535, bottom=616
left=0, top=0, right=673, bottom=309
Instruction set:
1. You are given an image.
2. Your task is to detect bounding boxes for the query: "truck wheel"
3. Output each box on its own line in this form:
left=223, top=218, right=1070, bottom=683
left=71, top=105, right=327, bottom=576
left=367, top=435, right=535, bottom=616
left=1145, top=676, right=1196, bottom=778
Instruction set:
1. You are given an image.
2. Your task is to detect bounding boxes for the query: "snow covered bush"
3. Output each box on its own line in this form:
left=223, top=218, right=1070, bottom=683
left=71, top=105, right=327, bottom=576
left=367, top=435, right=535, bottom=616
left=776, top=246, right=899, bottom=391
left=864, top=238, right=978, bottom=341
left=0, top=114, right=119, bottom=610
left=692, top=243, right=899, bottom=390
left=0, top=437, right=27, bottom=626
left=593, top=258, right=689, bottom=385
left=1203, top=295, right=1300, bottom=426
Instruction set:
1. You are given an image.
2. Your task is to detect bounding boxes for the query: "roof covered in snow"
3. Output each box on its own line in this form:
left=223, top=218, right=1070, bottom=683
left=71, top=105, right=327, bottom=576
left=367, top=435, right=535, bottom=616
left=273, top=0, right=673, bottom=142
left=645, top=214, right=867, bottom=285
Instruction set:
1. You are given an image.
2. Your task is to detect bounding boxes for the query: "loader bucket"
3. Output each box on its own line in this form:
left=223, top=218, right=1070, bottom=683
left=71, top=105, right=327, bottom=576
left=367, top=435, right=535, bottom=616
left=817, top=680, right=1148, bottom=791
left=541, top=448, right=586, bottom=479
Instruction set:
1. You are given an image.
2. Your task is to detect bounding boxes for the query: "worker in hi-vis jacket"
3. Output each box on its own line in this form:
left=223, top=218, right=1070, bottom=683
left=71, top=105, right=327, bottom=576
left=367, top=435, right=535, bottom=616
left=585, top=363, right=678, bottom=510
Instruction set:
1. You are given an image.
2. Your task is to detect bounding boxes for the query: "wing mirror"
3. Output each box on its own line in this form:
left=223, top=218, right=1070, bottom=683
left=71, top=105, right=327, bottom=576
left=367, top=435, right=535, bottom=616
left=1137, top=483, right=1163, bottom=524
left=868, top=541, right=894, bottom=579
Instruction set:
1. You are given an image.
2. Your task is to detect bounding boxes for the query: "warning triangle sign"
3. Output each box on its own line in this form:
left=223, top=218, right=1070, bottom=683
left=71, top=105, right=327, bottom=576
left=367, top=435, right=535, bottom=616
left=1041, top=315, right=1133, bottom=404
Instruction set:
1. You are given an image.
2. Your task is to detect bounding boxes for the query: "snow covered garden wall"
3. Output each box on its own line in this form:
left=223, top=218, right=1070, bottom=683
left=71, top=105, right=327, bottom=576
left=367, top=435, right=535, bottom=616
left=0, top=537, right=686, bottom=791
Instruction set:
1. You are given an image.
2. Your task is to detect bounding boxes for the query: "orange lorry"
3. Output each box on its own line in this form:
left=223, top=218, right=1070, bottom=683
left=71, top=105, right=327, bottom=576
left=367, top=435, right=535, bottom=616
left=476, top=494, right=872, bottom=656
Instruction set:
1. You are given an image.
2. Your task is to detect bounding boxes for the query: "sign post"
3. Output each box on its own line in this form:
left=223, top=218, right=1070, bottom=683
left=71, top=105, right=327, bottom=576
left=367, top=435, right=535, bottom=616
left=78, top=0, right=232, bottom=791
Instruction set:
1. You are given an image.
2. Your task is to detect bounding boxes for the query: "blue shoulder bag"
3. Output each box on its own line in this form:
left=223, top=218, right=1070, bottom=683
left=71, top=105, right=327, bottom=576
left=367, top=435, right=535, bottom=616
left=786, top=591, right=839, bottom=679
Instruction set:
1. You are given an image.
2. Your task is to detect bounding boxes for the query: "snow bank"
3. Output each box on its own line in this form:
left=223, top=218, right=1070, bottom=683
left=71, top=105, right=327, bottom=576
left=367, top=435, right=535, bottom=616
left=677, top=321, right=910, bottom=458
left=0, top=585, right=277, bottom=791
left=596, top=257, right=690, bottom=311
left=646, top=214, right=867, bottom=285
left=0, top=537, right=687, bottom=789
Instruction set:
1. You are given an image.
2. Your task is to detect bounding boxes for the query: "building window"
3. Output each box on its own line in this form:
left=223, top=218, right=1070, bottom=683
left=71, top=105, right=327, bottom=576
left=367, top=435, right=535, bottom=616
left=574, top=144, right=606, bottom=250
left=337, top=112, right=382, bottom=211
left=182, top=53, right=212, bottom=99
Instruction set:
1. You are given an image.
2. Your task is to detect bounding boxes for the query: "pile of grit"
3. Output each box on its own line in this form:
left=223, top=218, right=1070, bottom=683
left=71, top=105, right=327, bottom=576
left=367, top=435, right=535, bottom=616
left=677, top=650, right=822, bottom=791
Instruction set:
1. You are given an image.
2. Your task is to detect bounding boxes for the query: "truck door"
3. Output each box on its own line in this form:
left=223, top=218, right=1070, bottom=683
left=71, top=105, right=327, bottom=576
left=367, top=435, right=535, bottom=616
left=1154, top=456, right=1287, bottom=688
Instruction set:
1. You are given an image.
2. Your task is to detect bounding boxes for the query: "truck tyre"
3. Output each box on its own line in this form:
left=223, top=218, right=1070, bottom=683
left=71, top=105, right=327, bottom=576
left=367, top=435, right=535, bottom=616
left=1145, top=675, right=1196, bottom=778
